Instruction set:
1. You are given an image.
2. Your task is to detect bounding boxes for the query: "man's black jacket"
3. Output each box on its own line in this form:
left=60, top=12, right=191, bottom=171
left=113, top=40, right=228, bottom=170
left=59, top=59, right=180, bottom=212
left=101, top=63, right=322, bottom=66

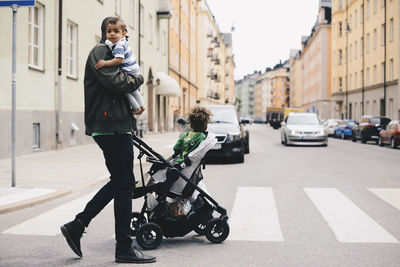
left=84, top=44, right=144, bottom=135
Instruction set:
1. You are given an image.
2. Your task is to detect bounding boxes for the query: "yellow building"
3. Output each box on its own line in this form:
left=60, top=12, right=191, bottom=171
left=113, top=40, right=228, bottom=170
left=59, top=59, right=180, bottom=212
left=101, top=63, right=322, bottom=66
left=254, top=70, right=272, bottom=121
left=269, top=61, right=290, bottom=108
left=169, top=0, right=199, bottom=122
left=332, top=0, right=399, bottom=120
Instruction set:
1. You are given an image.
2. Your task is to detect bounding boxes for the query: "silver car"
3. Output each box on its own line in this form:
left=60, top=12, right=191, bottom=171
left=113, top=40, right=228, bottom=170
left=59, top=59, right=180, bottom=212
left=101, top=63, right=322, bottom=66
left=280, top=113, right=328, bottom=146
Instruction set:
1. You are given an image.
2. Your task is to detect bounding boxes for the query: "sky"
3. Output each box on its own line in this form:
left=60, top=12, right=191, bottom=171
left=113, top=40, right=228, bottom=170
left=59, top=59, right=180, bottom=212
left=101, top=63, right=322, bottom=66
left=206, top=0, right=320, bottom=80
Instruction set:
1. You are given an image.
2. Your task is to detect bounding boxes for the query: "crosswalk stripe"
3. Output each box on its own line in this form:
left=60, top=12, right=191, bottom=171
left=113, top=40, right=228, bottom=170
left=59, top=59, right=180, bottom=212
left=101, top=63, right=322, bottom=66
left=3, top=191, right=97, bottom=236
left=304, top=188, right=399, bottom=243
left=228, top=187, right=284, bottom=241
left=367, top=188, right=400, bottom=211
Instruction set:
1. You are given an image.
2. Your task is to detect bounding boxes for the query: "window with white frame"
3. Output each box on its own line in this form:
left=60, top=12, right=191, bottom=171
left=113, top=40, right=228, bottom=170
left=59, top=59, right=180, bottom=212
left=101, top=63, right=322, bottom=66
left=373, top=0, right=377, bottom=13
left=367, top=0, right=370, bottom=18
left=28, top=3, right=44, bottom=69
left=390, top=18, right=394, bottom=41
left=129, top=0, right=135, bottom=28
left=367, top=33, right=370, bottom=53
left=367, top=68, right=370, bottom=86
left=373, top=65, right=377, bottom=84
left=115, top=0, right=121, bottom=16
left=381, top=62, right=385, bottom=82
left=373, top=29, right=377, bottom=50
left=355, top=41, right=358, bottom=58
left=33, top=123, right=40, bottom=150
left=163, top=30, right=166, bottom=55
left=355, top=9, right=358, bottom=28
left=148, top=14, right=153, bottom=44
left=381, top=24, right=385, bottom=45
left=140, top=4, right=144, bottom=36
left=355, top=72, right=358, bottom=88
left=67, top=21, right=78, bottom=78
left=390, top=59, right=394, bottom=80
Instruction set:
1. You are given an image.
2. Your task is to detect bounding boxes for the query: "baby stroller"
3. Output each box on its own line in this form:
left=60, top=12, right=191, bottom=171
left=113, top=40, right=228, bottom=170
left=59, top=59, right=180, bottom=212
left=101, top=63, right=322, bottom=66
left=130, top=133, right=230, bottom=250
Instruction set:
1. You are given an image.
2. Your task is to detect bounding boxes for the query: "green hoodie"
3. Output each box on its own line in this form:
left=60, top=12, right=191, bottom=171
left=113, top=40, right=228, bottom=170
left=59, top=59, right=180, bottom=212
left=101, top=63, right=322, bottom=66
left=173, top=131, right=206, bottom=163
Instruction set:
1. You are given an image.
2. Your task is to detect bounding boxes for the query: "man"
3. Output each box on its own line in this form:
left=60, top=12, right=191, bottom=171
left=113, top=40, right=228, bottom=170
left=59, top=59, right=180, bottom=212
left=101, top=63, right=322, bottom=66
left=60, top=17, right=156, bottom=264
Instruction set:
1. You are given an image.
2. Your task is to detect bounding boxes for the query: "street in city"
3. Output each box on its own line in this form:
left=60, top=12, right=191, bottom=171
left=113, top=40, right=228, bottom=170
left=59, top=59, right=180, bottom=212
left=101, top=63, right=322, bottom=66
left=1, top=124, right=399, bottom=267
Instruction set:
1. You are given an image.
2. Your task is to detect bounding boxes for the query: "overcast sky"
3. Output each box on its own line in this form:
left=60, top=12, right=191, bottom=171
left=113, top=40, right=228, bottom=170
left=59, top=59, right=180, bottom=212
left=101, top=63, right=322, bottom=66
left=206, top=0, right=320, bottom=80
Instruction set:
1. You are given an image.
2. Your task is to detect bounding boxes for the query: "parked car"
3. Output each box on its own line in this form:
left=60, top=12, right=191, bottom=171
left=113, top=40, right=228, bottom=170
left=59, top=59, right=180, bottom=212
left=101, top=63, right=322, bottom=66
left=333, top=120, right=358, bottom=139
left=280, top=112, right=328, bottom=146
left=323, top=119, right=342, bottom=136
left=378, top=120, right=400, bottom=148
left=205, top=105, right=249, bottom=163
left=352, top=115, right=391, bottom=144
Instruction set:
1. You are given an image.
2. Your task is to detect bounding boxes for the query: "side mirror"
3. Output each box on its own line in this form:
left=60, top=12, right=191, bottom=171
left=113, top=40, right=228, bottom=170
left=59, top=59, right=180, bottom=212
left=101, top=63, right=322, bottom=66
left=240, top=119, right=250, bottom=124
left=281, top=121, right=286, bottom=126
left=177, top=118, right=187, bottom=125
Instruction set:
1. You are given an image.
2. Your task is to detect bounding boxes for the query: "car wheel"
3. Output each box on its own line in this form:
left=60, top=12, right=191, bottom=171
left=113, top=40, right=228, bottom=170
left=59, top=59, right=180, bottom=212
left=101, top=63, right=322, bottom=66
left=236, top=153, right=244, bottom=163
left=378, top=137, right=384, bottom=147
left=352, top=132, right=356, bottom=142
left=391, top=137, right=398, bottom=149
left=361, top=133, right=367, bottom=143
left=244, top=138, right=250, bottom=154
left=284, top=134, right=288, bottom=146
left=341, top=132, right=345, bottom=139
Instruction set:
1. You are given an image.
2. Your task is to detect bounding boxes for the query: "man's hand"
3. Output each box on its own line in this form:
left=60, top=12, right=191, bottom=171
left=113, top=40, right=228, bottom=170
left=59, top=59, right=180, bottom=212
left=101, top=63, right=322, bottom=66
left=95, top=60, right=106, bottom=69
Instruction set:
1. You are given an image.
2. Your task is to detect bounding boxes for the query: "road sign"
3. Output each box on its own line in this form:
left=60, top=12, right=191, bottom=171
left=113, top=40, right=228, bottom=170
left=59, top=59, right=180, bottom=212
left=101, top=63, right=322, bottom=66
left=0, top=1, right=35, bottom=7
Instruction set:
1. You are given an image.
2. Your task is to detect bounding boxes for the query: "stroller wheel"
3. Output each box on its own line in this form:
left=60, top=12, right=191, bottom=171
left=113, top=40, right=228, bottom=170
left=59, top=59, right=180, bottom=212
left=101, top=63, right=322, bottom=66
left=136, top=223, right=163, bottom=250
left=193, top=214, right=213, bottom=236
left=130, top=212, right=147, bottom=236
left=205, top=218, right=230, bottom=244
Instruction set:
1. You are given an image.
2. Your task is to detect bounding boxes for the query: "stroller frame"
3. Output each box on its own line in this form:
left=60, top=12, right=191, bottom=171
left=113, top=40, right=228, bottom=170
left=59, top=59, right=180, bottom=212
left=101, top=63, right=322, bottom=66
left=131, top=134, right=229, bottom=250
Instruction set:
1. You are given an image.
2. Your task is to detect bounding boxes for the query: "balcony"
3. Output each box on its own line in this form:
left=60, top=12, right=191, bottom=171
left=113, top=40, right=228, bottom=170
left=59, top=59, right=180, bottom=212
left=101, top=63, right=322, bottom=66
left=157, top=0, right=172, bottom=19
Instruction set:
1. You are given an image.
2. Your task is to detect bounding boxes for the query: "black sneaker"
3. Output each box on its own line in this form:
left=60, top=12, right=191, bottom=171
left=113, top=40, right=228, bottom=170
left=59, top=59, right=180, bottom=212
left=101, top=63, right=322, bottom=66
left=115, top=244, right=156, bottom=263
left=60, top=219, right=85, bottom=257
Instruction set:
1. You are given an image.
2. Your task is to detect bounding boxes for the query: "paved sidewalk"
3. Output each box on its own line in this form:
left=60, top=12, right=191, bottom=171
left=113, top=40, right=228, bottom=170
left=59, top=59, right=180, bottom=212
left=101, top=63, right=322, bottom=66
left=0, top=131, right=179, bottom=214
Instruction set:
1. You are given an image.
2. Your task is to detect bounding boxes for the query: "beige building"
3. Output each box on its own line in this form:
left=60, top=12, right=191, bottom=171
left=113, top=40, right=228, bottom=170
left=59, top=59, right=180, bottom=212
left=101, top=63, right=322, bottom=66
left=197, top=0, right=235, bottom=106
left=254, top=70, right=272, bottom=121
left=332, top=0, right=399, bottom=120
left=299, top=1, right=332, bottom=119
left=289, top=50, right=304, bottom=108
left=0, top=0, right=171, bottom=158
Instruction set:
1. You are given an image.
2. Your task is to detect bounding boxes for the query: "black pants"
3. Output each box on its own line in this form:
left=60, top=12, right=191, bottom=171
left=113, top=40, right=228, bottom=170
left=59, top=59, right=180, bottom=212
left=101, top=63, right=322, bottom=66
left=76, top=134, right=134, bottom=247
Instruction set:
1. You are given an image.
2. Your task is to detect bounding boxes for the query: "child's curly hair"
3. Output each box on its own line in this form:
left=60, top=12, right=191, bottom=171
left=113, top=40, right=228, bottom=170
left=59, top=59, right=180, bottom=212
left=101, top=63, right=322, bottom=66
left=106, top=17, right=128, bottom=34
left=188, top=107, right=212, bottom=132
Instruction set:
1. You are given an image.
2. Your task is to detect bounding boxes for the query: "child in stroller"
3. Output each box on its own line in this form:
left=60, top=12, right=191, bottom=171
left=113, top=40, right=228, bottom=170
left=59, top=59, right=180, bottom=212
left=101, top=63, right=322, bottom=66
left=131, top=107, right=229, bottom=249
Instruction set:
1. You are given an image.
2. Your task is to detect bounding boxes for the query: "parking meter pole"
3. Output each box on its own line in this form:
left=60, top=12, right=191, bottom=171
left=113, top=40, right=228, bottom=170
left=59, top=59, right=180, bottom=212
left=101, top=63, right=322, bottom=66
left=11, top=4, right=18, bottom=187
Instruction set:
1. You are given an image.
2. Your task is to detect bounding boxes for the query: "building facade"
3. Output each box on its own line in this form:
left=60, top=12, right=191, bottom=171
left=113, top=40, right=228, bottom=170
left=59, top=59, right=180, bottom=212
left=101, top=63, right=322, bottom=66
left=0, top=0, right=171, bottom=158
left=300, top=1, right=332, bottom=119
left=289, top=49, right=304, bottom=108
left=331, top=0, right=399, bottom=120
left=235, top=71, right=259, bottom=118
left=269, top=61, right=290, bottom=108
left=254, top=70, right=272, bottom=121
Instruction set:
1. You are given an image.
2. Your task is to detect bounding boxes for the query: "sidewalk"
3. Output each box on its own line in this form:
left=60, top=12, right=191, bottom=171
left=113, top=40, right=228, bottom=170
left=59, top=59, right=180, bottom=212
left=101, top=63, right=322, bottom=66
left=0, top=131, right=179, bottom=214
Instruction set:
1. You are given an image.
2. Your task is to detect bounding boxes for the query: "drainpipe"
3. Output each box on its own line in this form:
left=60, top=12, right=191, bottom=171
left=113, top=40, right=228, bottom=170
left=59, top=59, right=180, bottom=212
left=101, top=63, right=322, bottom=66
left=362, top=0, right=365, bottom=115
left=345, top=0, right=349, bottom=119
left=138, top=0, right=141, bottom=64
left=383, top=0, right=387, bottom=116
left=56, top=0, right=63, bottom=146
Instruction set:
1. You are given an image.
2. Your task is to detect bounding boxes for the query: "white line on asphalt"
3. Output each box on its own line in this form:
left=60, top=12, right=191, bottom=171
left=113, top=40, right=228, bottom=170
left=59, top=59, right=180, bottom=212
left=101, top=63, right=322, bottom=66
left=228, top=187, right=284, bottom=242
left=0, top=188, right=56, bottom=206
left=368, top=188, right=400, bottom=211
left=3, top=191, right=98, bottom=236
left=304, top=188, right=399, bottom=243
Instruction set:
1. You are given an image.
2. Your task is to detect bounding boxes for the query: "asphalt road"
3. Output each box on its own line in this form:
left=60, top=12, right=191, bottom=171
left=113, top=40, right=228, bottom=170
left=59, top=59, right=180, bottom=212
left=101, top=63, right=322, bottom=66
left=1, top=124, right=399, bottom=267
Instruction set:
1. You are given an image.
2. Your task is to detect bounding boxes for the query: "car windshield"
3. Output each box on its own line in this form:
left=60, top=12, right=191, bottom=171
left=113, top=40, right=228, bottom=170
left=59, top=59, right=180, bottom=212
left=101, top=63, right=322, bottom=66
left=208, top=108, right=238, bottom=124
left=348, top=122, right=356, bottom=127
left=287, top=115, right=320, bottom=125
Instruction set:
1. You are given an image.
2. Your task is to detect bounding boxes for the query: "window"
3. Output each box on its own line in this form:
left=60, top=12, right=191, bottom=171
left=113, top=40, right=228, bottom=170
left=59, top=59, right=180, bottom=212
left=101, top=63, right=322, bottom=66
left=28, top=3, right=44, bottom=69
left=350, top=75, right=352, bottom=89
left=339, top=0, right=343, bottom=9
left=390, top=59, right=394, bottom=80
left=148, top=14, right=153, bottom=44
left=373, top=65, right=377, bottom=84
left=349, top=44, right=352, bottom=61
left=381, top=24, right=385, bottom=45
left=163, top=30, right=166, bottom=55
left=355, top=10, right=358, bottom=28
left=373, top=0, right=377, bottom=13
left=355, top=72, right=358, bottom=88
left=115, top=0, right=121, bottom=16
left=367, top=68, right=370, bottom=86
left=339, top=49, right=343, bottom=65
left=33, top=123, right=40, bottom=150
left=367, top=0, right=370, bottom=18
left=389, top=98, right=393, bottom=118
left=381, top=62, right=385, bottom=82
left=366, top=101, right=369, bottom=114
left=129, top=0, right=135, bottom=28
left=373, top=100, right=377, bottom=115
left=67, top=21, right=78, bottom=78
left=140, top=4, right=144, bottom=36
left=355, top=41, right=358, bottom=58
left=339, top=77, right=343, bottom=91
left=361, top=5, right=364, bottom=22
left=361, top=37, right=364, bottom=54
left=390, top=18, right=394, bottom=41
left=373, top=29, right=377, bottom=50
left=367, top=33, right=370, bottom=53
left=338, top=21, right=343, bottom=37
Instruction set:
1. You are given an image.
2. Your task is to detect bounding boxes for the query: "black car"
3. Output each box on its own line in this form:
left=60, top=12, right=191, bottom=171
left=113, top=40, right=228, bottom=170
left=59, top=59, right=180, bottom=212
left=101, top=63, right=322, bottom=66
left=204, top=105, right=249, bottom=163
left=352, top=115, right=391, bottom=144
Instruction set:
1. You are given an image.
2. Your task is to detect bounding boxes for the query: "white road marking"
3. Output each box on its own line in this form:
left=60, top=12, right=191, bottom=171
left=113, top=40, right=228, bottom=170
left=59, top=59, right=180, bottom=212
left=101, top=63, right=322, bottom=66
left=0, top=188, right=56, bottom=206
left=304, top=188, right=398, bottom=243
left=368, top=188, right=400, bottom=211
left=228, top=187, right=284, bottom=241
left=3, top=191, right=97, bottom=236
